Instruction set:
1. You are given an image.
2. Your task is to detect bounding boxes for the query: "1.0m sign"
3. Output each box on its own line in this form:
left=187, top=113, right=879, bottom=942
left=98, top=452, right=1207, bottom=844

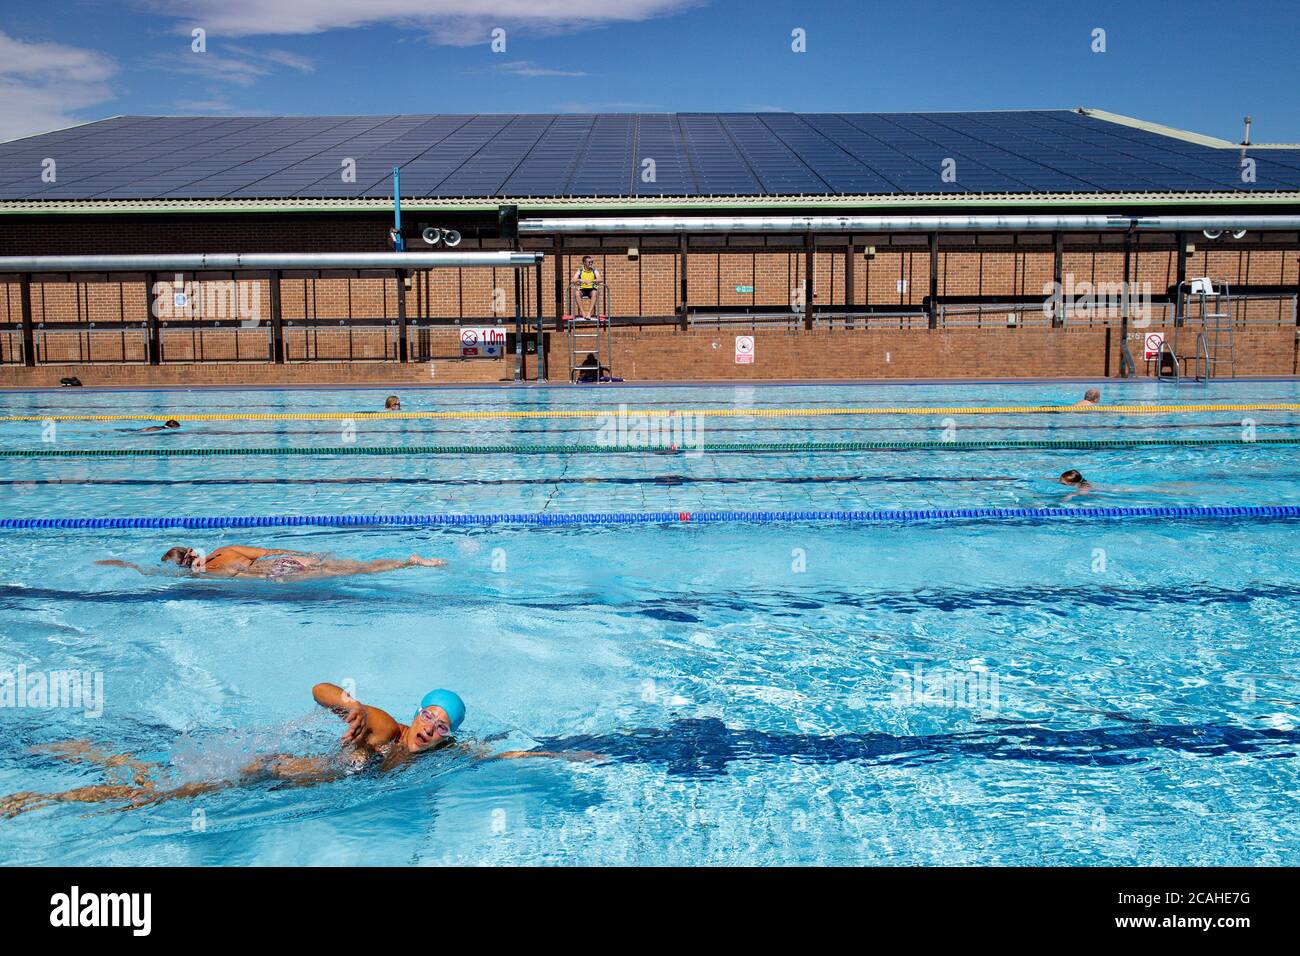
left=460, top=326, right=507, bottom=358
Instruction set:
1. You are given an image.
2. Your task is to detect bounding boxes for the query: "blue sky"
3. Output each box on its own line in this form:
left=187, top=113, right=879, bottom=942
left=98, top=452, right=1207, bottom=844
left=1, top=0, right=1297, bottom=142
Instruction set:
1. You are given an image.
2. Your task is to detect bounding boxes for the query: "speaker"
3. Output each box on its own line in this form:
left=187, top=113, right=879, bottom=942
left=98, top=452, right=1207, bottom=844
left=498, top=204, right=519, bottom=242
left=421, top=226, right=442, bottom=245
left=442, top=229, right=462, bottom=247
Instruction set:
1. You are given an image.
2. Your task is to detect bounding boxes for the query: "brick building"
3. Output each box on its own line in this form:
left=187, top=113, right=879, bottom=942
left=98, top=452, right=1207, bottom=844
left=1, top=108, right=1298, bottom=385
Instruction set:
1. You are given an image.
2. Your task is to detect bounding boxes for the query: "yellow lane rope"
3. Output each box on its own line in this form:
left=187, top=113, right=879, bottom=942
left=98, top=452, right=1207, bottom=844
left=0, top=403, right=1298, bottom=423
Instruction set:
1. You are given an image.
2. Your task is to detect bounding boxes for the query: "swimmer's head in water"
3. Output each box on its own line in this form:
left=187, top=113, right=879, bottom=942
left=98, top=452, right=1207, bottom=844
left=161, top=546, right=198, bottom=568
left=385, top=395, right=400, bottom=410
left=1082, top=388, right=1100, bottom=404
left=1059, top=469, right=1087, bottom=486
left=408, top=689, right=465, bottom=752
left=164, top=420, right=180, bottom=429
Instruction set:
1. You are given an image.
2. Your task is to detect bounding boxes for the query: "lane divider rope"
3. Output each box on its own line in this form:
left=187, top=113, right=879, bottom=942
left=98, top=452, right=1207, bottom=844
left=2, top=437, right=1299, bottom=458
left=2, top=402, right=1299, bottom=423
left=3, top=505, right=1299, bottom=530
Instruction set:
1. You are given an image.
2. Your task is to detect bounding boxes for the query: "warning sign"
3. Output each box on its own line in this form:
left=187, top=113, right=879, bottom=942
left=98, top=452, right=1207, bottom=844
left=1144, top=332, right=1165, bottom=361
left=460, top=326, right=507, bottom=358
left=735, top=335, right=755, bottom=365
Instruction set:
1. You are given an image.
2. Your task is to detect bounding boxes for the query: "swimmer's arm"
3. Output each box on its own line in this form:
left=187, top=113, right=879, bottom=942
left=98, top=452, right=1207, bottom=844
left=311, top=684, right=401, bottom=748
left=93, top=559, right=154, bottom=575
left=490, top=750, right=604, bottom=762
left=312, top=682, right=358, bottom=712
left=456, top=741, right=584, bottom=762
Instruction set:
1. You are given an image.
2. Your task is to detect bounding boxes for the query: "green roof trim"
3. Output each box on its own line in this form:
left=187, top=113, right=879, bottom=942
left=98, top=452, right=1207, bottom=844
left=2, top=191, right=1298, bottom=217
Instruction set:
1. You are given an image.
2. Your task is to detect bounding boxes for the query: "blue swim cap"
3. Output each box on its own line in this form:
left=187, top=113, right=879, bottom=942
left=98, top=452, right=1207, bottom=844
left=417, top=689, right=465, bottom=731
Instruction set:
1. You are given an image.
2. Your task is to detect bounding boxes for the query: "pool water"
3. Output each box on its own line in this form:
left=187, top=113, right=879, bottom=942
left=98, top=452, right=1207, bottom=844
left=0, top=379, right=1298, bottom=865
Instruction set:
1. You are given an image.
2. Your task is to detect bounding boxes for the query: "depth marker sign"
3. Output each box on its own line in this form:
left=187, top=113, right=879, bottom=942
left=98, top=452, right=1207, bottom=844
left=460, top=326, right=507, bottom=358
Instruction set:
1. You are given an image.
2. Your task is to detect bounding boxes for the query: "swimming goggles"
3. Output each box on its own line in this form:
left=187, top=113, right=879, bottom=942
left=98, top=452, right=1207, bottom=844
left=416, top=708, right=451, bottom=736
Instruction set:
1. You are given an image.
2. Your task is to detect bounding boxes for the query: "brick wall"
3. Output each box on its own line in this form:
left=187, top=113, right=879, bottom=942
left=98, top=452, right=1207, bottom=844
left=4, top=322, right=1296, bottom=388
left=2, top=215, right=1296, bottom=386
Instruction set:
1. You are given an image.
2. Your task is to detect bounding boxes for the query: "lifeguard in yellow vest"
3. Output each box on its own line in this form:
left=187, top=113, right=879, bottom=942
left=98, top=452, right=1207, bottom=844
left=571, top=255, right=603, bottom=319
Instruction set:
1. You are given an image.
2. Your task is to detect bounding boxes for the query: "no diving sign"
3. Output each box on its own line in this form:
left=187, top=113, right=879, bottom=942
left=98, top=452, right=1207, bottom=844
left=735, top=335, right=755, bottom=365
left=1144, top=332, right=1165, bottom=361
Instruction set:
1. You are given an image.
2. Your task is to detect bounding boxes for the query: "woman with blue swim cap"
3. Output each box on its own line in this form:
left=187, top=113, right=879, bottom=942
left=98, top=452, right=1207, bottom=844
left=0, top=681, right=592, bottom=817
left=312, top=682, right=466, bottom=758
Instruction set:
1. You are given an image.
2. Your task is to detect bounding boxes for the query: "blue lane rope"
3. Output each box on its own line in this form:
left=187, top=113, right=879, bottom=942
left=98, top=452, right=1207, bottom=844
left=2, top=505, right=1299, bottom=531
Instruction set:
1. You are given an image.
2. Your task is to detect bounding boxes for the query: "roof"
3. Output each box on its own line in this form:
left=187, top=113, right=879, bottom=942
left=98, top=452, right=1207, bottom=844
left=1, top=109, right=1299, bottom=208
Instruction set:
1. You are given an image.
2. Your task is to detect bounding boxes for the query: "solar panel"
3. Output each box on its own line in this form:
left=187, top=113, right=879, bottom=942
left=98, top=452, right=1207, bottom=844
left=2, top=111, right=1297, bottom=200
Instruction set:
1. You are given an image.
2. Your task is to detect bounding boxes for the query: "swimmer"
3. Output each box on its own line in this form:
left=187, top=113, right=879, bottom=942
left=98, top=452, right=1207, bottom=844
left=1059, top=469, right=1090, bottom=488
left=95, top=545, right=445, bottom=580
left=138, top=420, right=181, bottom=432
left=1058, top=469, right=1092, bottom=502
left=0, top=684, right=464, bottom=817
left=1, top=684, right=581, bottom=817
left=384, top=395, right=401, bottom=410
left=1074, top=388, right=1101, bottom=407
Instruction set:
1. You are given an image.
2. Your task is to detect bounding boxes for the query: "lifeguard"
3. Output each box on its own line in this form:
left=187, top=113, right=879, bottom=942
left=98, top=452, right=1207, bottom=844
left=572, top=255, right=603, bottom=319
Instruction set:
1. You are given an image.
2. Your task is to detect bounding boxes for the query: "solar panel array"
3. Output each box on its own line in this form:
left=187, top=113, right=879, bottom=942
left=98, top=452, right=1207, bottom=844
left=2, top=110, right=1298, bottom=200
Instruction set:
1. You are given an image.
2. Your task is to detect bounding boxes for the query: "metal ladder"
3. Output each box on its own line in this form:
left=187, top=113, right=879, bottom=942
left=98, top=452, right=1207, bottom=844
left=1161, top=279, right=1236, bottom=383
left=565, top=282, right=613, bottom=383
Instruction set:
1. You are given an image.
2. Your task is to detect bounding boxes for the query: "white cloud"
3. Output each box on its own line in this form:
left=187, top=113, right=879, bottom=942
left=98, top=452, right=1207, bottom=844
left=228, top=45, right=316, bottom=74
left=479, top=60, right=587, bottom=77
left=0, top=31, right=118, bottom=141
left=138, top=0, right=704, bottom=45
left=144, top=45, right=315, bottom=87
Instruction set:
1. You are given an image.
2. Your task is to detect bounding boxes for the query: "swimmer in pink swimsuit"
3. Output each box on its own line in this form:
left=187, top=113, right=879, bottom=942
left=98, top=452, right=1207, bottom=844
left=96, top=545, right=445, bottom=581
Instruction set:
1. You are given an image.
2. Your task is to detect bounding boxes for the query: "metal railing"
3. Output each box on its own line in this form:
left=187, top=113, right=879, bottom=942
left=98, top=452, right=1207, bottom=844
left=35, top=323, right=151, bottom=364
left=283, top=318, right=399, bottom=363
left=688, top=310, right=805, bottom=330
left=814, top=310, right=930, bottom=331
left=0, top=327, right=26, bottom=365
left=939, top=293, right=1298, bottom=329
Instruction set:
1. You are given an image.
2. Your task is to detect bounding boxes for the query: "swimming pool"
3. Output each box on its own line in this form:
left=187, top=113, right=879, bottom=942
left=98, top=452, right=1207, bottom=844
left=1, top=379, right=1298, bottom=865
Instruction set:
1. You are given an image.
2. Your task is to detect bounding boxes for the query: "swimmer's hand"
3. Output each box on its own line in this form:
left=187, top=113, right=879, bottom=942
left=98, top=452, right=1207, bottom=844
left=339, top=694, right=369, bottom=746
left=94, top=559, right=151, bottom=575
left=493, top=750, right=604, bottom=763
left=406, top=555, right=446, bottom=568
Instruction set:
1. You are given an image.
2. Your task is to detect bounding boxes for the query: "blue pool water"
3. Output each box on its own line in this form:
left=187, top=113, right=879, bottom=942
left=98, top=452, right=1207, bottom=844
left=0, top=379, right=1298, bottom=865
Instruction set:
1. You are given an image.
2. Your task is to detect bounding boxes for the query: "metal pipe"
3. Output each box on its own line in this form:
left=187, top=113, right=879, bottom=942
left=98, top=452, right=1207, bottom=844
left=0, top=252, right=543, bottom=274
left=392, top=167, right=405, bottom=253
left=520, top=214, right=1300, bottom=235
